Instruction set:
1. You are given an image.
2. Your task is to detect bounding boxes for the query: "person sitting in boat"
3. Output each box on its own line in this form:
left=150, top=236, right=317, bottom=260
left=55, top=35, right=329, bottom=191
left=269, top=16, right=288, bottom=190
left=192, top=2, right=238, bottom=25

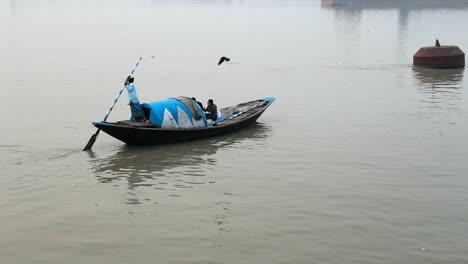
left=125, top=76, right=147, bottom=122
left=191, top=97, right=204, bottom=110
left=204, top=99, right=218, bottom=121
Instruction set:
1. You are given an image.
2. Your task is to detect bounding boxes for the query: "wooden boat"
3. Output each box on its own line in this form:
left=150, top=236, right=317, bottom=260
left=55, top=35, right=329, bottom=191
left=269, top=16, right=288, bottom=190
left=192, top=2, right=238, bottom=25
left=93, top=97, right=275, bottom=145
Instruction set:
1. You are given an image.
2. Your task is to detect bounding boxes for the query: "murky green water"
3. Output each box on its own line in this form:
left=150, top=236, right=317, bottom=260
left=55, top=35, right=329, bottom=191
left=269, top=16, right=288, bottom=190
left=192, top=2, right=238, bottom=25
left=1, top=0, right=468, bottom=263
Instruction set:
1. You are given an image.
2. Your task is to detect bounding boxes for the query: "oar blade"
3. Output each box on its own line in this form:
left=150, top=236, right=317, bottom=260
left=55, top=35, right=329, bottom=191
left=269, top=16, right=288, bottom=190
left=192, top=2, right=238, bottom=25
left=83, top=130, right=100, bottom=151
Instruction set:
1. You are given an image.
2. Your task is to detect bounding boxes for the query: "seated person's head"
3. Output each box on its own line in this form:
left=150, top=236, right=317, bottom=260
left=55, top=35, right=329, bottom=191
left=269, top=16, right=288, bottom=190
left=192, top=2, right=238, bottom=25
left=208, top=99, right=214, bottom=106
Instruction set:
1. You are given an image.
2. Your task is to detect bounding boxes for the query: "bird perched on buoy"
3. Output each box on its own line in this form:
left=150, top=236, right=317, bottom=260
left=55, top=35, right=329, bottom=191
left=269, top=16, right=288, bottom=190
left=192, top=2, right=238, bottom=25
left=218, top=56, right=230, bottom=65
left=436, top=39, right=441, bottom=47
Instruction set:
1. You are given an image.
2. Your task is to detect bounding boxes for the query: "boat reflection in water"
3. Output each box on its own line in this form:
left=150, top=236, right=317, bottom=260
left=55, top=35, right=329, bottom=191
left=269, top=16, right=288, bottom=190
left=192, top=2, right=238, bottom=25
left=89, top=123, right=272, bottom=204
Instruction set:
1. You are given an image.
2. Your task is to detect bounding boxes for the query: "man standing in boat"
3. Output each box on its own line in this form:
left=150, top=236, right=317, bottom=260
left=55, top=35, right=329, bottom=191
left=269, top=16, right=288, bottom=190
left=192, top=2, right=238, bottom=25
left=205, top=99, right=218, bottom=121
left=125, top=76, right=146, bottom=122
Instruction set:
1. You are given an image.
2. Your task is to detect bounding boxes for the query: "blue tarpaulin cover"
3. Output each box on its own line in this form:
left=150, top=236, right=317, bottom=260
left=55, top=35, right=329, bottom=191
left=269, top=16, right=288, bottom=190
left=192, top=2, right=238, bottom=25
left=142, top=98, right=207, bottom=128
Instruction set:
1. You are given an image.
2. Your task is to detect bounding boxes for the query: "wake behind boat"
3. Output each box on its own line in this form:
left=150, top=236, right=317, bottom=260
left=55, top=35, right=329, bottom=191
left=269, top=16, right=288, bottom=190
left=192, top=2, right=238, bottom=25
left=93, top=97, right=275, bottom=146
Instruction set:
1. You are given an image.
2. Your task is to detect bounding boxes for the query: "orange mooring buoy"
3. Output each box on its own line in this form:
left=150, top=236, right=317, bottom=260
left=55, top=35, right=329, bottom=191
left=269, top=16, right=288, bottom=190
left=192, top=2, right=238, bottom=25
left=413, top=39, right=465, bottom=68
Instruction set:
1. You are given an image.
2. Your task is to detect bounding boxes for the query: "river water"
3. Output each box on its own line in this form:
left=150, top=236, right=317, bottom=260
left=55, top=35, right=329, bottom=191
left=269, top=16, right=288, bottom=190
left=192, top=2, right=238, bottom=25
left=1, top=0, right=468, bottom=263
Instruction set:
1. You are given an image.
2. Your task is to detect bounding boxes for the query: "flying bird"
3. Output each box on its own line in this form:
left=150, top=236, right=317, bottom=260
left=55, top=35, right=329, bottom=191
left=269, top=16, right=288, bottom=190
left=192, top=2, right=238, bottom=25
left=218, top=56, right=230, bottom=65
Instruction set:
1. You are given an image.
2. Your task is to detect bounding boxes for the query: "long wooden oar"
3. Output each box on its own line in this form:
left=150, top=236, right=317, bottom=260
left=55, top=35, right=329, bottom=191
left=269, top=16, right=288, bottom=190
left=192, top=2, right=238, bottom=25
left=83, top=57, right=143, bottom=151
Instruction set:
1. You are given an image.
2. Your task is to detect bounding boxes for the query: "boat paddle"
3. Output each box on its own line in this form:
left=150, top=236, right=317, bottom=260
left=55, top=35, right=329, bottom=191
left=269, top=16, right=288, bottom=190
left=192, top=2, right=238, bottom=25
left=83, top=57, right=143, bottom=151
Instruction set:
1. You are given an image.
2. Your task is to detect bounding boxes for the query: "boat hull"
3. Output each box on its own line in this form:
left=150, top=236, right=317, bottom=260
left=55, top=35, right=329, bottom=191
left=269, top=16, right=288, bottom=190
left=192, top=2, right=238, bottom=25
left=93, top=97, right=274, bottom=145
